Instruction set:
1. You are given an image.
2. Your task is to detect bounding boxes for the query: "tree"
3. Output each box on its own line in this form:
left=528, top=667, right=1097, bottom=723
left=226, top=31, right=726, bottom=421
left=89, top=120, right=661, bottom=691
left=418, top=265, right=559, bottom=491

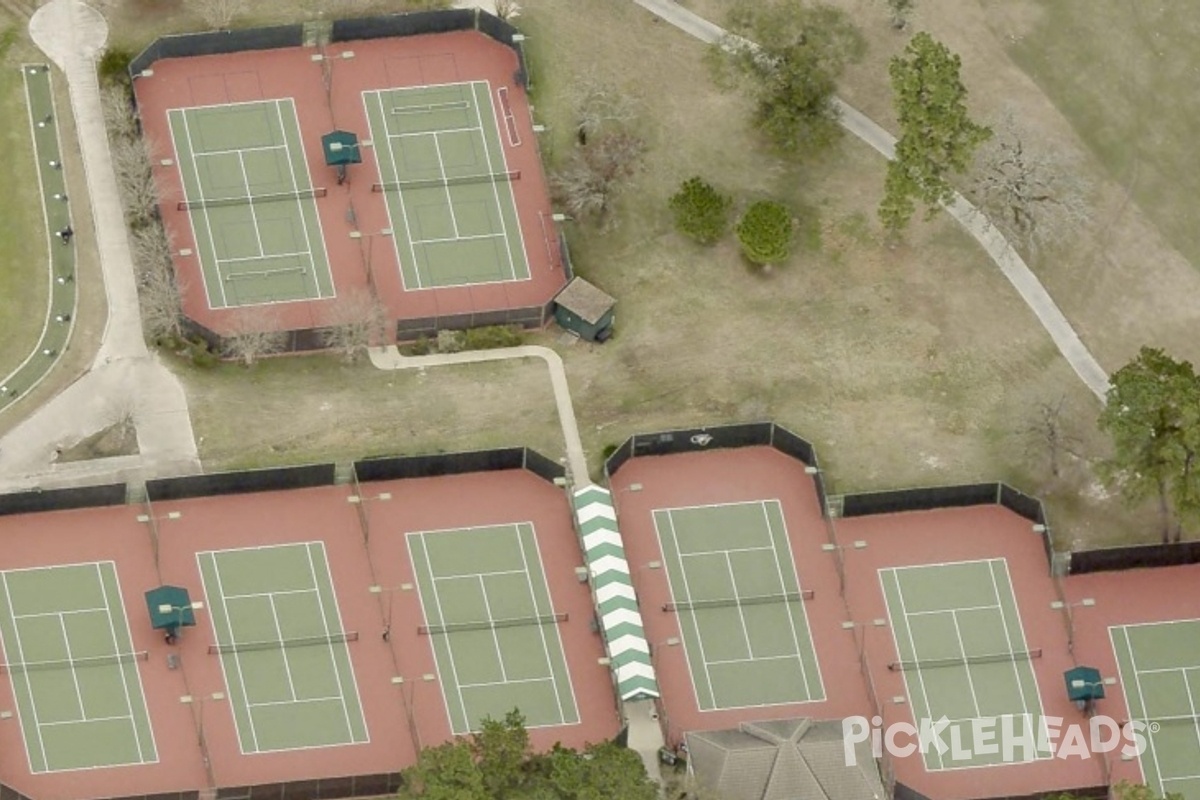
left=1112, top=782, right=1186, bottom=800
left=668, top=177, right=732, bottom=245
left=551, top=130, right=645, bottom=229
left=886, top=0, right=914, bottom=30
left=572, top=78, right=638, bottom=144
left=880, top=32, right=991, bottom=232
left=736, top=200, right=794, bottom=266
left=401, top=740, right=486, bottom=800
left=1098, top=347, right=1200, bottom=543
left=138, top=259, right=185, bottom=342
left=968, top=110, right=1091, bottom=260
left=223, top=310, right=286, bottom=367
left=110, top=134, right=166, bottom=227
left=1023, top=395, right=1081, bottom=478
left=493, top=0, right=520, bottom=21
left=546, top=741, right=658, bottom=800
left=320, top=289, right=388, bottom=362
left=193, top=0, right=246, bottom=30
left=711, top=0, right=864, bottom=155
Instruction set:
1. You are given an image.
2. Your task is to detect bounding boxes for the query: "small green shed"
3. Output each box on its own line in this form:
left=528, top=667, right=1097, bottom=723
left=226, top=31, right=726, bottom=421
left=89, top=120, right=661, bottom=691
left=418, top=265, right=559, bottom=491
left=553, top=277, right=615, bottom=342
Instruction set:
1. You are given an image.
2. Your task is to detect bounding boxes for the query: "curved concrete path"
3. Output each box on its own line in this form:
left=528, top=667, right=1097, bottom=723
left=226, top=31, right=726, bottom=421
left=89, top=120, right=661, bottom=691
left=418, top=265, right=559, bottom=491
left=0, top=0, right=200, bottom=491
left=368, top=344, right=589, bottom=485
left=633, top=0, right=1110, bottom=401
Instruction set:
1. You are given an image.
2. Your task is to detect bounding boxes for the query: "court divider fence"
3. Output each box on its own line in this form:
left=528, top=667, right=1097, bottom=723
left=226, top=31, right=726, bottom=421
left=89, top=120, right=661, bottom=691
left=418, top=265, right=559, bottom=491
left=146, top=464, right=337, bottom=502
left=128, top=25, right=304, bottom=79
left=1068, top=539, right=1200, bottom=574
left=0, top=482, right=125, bottom=516
left=354, top=446, right=563, bottom=484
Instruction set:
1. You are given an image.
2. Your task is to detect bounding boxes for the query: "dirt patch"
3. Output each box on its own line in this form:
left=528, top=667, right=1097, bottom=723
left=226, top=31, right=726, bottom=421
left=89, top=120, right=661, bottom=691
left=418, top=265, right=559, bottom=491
left=57, top=413, right=138, bottom=461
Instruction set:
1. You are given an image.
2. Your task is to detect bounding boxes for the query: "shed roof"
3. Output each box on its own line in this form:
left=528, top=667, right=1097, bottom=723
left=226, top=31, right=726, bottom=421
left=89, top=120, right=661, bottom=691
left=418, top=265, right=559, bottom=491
left=554, top=277, right=615, bottom=325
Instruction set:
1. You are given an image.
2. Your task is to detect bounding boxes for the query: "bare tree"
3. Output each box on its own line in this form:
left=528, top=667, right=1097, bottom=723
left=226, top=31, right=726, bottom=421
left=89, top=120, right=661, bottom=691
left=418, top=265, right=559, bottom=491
left=885, top=0, right=914, bottom=29
left=551, top=130, right=645, bottom=229
left=572, top=77, right=639, bottom=143
left=1024, top=395, right=1082, bottom=478
left=493, top=0, right=521, bottom=21
left=129, top=223, right=173, bottom=281
left=223, top=309, right=286, bottom=367
left=320, top=288, right=388, bottom=362
left=139, top=257, right=186, bottom=342
left=968, top=110, right=1092, bottom=260
left=110, top=134, right=166, bottom=225
left=100, top=84, right=137, bottom=142
left=193, top=0, right=247, bottom=30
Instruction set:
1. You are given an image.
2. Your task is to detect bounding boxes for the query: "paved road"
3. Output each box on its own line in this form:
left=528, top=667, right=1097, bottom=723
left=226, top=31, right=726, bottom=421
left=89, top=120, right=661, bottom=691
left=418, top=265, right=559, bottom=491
left=0, top=0, right=200, bottom=491
left=633, top=0, right=1110, bottom=401
left=368, top=344, right=590, bottom=487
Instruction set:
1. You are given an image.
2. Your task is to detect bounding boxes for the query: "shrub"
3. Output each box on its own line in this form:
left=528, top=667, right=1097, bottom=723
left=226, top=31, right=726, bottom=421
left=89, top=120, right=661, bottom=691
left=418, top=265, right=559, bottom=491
left=436, top=329, right=464, bottom=354
left=735, top=200, right=794, bottom=266
left=462, top=325, right=524, bottom=350
left=98, top=47, right=134, bottom=88
left=668, top=177, right=732, bottom=245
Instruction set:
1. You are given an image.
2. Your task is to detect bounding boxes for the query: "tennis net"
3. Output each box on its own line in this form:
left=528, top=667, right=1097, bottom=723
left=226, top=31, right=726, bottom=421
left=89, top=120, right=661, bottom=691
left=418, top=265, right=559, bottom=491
left=888, top=648, right=1042, bottom=671
left=371, top=170, right=520, bottom=193
left=208, top=631, right=359, bottom=655
left=662, top=591, right=814, bottom=612
left=178, top=187, right=327, bottom=211
left=0, top=651, right=149, bottom=673
left=419, top=612, right=567, bottom=636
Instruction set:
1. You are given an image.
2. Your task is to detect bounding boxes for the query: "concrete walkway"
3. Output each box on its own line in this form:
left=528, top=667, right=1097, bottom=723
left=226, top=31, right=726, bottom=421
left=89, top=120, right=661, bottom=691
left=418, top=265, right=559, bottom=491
left=0, top=0, right=200, bottom=491
left=632, top=0, right=1110, bottom=401
left=368, top=344, right=589, bottom=486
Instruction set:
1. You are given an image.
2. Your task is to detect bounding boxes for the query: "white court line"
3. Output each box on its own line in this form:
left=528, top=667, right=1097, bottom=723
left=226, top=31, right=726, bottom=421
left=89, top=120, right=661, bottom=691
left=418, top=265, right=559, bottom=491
left=203, top=553, right=261, bottom=753
left=194, top=143, right=287, bottom=158
left=1141, top=665, right=1200, bottom=675
left=759, top=500, right=816, bottom=697
left=680, top=544, right=774, bottom=558
left=993, top=559, right=1053, bottom=762
left=477, top=575, right=509, bottom=682
left=949, top=610, right=984, bottom=717
left=907, top=603, right=1001, bottom=617
left=217, top=250, right=313, bottom=266
left=174, top=109, right=228, bottom=308
left=887, top=568, right=944, bottom=770
left=1179, top=669, right=1200, bottom=765
left=223, top=587, right=317, bottom=600
left=723, top=552, right=756, bottom=660
left=247, top=696, right=344, bottom=708
left=236, top=151, right=266, bottom=257
left=107, top=563, right=158, bottom=765
left=266, top=595, right=298, bottom=702
left=12, top=607, right=109, bottom=619
left=38, top=714, right=132, bottom=727
left=655, top=509, right=718, bottom=709
left=987, top=561, right=1039, bottom=743
left=707, top=654, right=803, bottom=667
left=409, top=531, right=471, bottom=732
left=469, top=81, right=521, bottom=282
left=389, top=125, right=480, bottom=139
left=1125, top=626, right=1169, bottom=796
left=412, top=232, right=506, bottom=246
left=276, top=99, right=333, bottom=300
left=303, top=543, right=359, bottom=742
left=0, top=572, right=48, bottom=771
left=515, top=522, right=575, bottom=723
left=54, top=614, right=86, bottom=720
left=435, top=568, right=527, bottom=582
left=368, top=90, right=424, bottom=290
left=95, top=563, right=145, bottom=760
left=459, top=676, right=555, bottom=690
left=431, top=132, right=461, bottom=237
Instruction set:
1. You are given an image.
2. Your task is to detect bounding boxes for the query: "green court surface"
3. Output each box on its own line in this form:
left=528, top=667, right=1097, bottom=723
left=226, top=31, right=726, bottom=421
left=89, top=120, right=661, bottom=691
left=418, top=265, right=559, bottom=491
left=167, top=99, right=335, bottom=309
left=1111, top=619, right=1200, bottom=800
left=880, top=558, right=1051, bottom=770
left=363, top=81, right=531, bottom=290
left=197, top=543, right=368, bottom=753
left=0, top=562, right=156, bottom=772
left=652, top=500, right=824, bottom=710
left=408, top=523, right=578, bottom=734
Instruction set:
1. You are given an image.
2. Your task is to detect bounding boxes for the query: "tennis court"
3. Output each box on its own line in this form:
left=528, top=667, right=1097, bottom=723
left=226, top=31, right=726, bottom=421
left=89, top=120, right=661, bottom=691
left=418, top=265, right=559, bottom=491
left=167, top=99, right=335, bottom=308
left=652, top=500, right=824, bottom=710
left=880, top=558, right=1052, bottom=770
left=363, top=81, right=531, bottom=290
left=0, top=562, right=156, bottom=772
left=1111, top=619, right=1200, bottom=800
left=408, top=523, right=578, bottom=734
left=197, top=543, right=368, bottom=753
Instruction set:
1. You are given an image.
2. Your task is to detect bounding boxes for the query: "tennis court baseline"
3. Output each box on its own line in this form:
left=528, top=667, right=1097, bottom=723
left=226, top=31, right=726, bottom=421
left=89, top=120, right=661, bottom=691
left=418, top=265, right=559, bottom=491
left=1111, top=619, right=1200, bottom=800
left=363, top=81, right=531, bottom=290
left=408, top=523, right=578, bottom=734
left=880, top=558, right=1052, bottom=770
left=198, top=543, right=368, bottom=753
left=653, top=500, right=824, bottom=710
left=168, top=99, right=335, bottom=309
left=0, top=562, right=156, bottom=772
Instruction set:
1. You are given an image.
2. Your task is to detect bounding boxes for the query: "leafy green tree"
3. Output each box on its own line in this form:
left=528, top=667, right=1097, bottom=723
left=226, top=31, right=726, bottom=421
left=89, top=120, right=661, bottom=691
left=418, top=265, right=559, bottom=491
left=668, top=177, right=732, bottom=245
left=879, top=32, right=991, bottom=232
left=1112, top=782, right=1186, bottom=800
left=401, top=739, right=486, bottom=800
left=710, top=0, right=864, bottom=155
left=547, top=741, right=658, bottom=800
left=1098, top=347, right=1200, bottom=542
left=472, top=710, right=531, bottom=797
left=736, top=200, right=794, bottom=266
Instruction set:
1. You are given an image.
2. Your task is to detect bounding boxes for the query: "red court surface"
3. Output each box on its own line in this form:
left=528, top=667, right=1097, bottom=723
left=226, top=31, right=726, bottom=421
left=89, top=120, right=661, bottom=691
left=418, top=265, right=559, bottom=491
left=0, top=470, right=615, bottom=800
left=134, top=30, right=566, bottom=337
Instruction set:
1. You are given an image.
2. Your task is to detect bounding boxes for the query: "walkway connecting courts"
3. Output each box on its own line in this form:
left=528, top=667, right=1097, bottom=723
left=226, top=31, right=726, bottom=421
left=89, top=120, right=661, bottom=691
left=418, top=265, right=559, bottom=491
left=168, top=99, right=335, bottom=308
left=880, top=558, right=1051, bottom=770
left=1111, top=620, right=1200, bottom=799
left=408, top=523, right=577, bottom=734
left=653, top=500, right=824, bottom=710
left=0, top=562, right=155, bottom=772
left=197, top=543, right=368, bottom=752
left=364, top=81, right=530, bottom=289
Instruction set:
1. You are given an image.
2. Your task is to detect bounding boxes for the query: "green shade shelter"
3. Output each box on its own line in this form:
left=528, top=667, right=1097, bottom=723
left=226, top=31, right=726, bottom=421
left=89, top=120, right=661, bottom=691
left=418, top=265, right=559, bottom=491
left=322, top=130, right=362, bottom=185
left=1065, top=665, right=1105, bottom=712
left=144, top=585, right=199, bottom=640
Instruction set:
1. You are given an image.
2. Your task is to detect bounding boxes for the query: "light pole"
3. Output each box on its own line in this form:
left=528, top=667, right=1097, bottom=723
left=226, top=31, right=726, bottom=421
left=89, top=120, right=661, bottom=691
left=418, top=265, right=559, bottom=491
left=180, top=692, right=225, bottom=787
left=821, top=539, right=867, bottom=593
left=348, top=228, right=393, bottom=298
left=346, top=486, right=391, bottom=544
left=158, top=600, right=204, bottom=644
left=368, top=583, right=412, bottom=641
left=841, top=618, right=888, bottom=660
left=136, top=508, right=182, bottom=567
left=390, top=673, right=436, bottom=753
left=1050, top=597, right=1095, bottom=653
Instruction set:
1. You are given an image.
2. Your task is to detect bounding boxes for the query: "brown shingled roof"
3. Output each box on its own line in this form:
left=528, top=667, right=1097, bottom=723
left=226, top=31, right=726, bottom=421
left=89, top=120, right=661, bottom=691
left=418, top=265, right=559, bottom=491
left=554, top=277, right=615, bottom=325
